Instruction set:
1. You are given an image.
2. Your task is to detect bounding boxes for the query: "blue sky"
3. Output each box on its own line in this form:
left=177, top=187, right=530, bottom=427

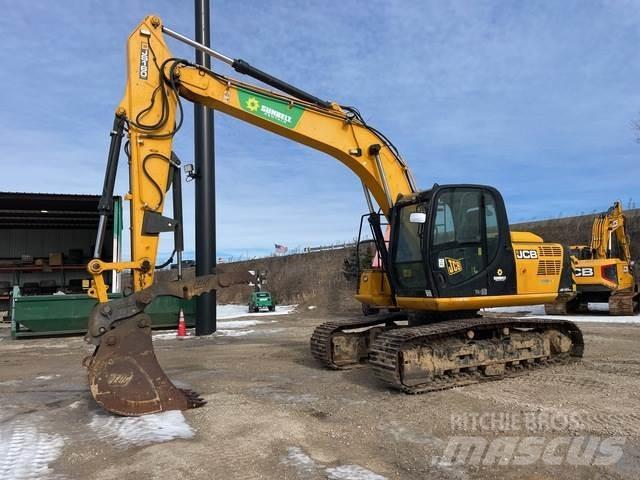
left=1, top=1, right=639, bottom=260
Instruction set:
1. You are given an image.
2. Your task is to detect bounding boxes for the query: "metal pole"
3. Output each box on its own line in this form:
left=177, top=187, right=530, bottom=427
left=194, top=0, right=216, bottom=335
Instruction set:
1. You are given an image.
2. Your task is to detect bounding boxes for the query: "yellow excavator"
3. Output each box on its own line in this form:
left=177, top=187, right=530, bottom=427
left=545, top=202, right=638, bottom=315
left=85, top=15, right=583, bottom=416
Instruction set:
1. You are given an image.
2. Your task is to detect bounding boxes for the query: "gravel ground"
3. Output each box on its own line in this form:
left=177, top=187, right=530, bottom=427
left=0, top=311, right=639, bottom=479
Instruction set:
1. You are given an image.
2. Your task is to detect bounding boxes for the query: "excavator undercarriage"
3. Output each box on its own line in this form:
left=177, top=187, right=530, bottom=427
left=608, top=289, right=640, bottom=315
left=311, top=315, right=583, bottom=393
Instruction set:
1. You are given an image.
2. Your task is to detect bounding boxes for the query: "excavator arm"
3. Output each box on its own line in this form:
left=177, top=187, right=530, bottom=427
left=85, top=15, right=416, bottom=415
left=590, top=201, right=632, bottom=262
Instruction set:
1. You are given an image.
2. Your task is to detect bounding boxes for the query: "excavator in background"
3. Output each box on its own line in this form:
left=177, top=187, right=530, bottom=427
left=85, top=15, right=583, bottom=416
left=545, top=202, right=638, bottom=316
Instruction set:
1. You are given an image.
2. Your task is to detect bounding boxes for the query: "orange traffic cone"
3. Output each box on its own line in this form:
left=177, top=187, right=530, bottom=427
left=177, top=308, right=187, bottom=339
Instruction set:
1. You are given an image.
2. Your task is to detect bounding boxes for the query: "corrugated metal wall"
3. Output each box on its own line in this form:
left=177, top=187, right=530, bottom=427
left=0, top=229, right=96, bottom=259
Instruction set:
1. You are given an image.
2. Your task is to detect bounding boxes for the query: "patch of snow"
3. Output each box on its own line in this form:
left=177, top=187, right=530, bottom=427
left=216, top=329, right=254, bottom=337
left=67, top=401, right=82, bottom=410
left=0, top=380, right=21, bottom=386
left=153, top=331, right=191, bottom=341
left=216, top=319, right=269, bottom=329
left=282, top=446, right=322, bottom=474
left=0, top=420, right=65, bottom=480
left=307, top=305, right=317, bottom=310
left=282, top=447, right=385, bottom=480
left=539, top=313, right=640, bottom=323
left=153, top=309, right=295, bottom=341
left=153, top=324, right=264, bottom=341
left=36, top=375, right=60, bottom=381
left=217, top=304, right=297, bottom=319
left=152, top=304, right=296, bottom=341
left=89, top=410, right=193, bottom=447
left=483, top=304, right=640, bottom=324
left=326, top=465, right=386, bottom=480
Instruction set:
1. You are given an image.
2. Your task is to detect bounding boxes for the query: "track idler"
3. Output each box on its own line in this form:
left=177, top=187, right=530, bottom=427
left=84, top=314, right=205, bottom=416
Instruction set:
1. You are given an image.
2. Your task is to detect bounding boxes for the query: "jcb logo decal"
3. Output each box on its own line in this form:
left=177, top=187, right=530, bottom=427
left=445, top=257, right=463, bottom=275
left=575, top=267, right=594, bottom=277
left=516, top=249, right=538, bottom=259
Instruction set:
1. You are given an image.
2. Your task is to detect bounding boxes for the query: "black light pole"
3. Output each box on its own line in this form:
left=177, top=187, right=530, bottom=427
left=194, top=0, right=216, bottom=335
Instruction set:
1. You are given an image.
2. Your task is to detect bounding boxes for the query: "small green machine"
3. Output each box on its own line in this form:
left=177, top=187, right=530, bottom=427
left=247, top=270, right=275, bottom=312
left=248, top=291, right=275, bottom=313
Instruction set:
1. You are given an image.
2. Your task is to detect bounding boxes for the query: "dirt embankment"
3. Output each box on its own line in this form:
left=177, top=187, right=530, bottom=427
left=513, top=208, right=640, bottom=258
left=155, top=248, right=362, bottom=313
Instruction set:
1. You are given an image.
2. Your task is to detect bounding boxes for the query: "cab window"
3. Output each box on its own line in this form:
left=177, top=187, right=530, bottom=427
left=430, top=188, right=498, bottom=285
left=484, top=193, right=499, bottom=262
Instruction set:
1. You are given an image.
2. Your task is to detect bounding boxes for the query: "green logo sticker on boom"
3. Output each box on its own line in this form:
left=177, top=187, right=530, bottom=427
left=237, top=88, right=304, bottom=129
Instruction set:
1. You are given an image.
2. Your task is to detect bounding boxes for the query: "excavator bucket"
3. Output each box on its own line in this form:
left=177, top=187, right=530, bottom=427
left=84, top=314, right=205, bottom=416
left=83, top=273, right=254, bottom=415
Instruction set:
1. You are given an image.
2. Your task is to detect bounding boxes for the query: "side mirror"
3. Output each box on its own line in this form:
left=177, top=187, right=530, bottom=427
left=409, top=212, right=427, bottom=224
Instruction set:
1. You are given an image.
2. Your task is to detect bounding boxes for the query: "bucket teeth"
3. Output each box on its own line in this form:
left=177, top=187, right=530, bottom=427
left=180, top=389, right=207, bottom=408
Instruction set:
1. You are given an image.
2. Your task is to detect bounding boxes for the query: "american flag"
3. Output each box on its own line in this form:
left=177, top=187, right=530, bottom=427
left=274, top=243, right=288, bottom=254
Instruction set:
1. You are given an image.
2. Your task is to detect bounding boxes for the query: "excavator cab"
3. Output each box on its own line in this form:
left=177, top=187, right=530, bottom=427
left=356, top=184, right=518, bottom=308
left=395, top=184, right=517, bottom=299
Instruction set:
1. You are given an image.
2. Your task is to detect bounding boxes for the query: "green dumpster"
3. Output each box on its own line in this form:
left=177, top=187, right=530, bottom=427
left=10, top=287, right=195, bottom=338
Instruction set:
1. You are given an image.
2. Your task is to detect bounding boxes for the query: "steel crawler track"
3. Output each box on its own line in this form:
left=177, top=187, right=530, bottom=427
left=310, top=313, right=407, bottom=369
left=369, top=316, right=584, bottom=394
left=609, top=290, right=639, bottom=316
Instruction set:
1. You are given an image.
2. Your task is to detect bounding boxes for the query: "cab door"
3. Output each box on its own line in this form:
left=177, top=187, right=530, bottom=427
left=428, top=186, right=516, bottom=298
left=390, top=202, right=431, bottom=297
